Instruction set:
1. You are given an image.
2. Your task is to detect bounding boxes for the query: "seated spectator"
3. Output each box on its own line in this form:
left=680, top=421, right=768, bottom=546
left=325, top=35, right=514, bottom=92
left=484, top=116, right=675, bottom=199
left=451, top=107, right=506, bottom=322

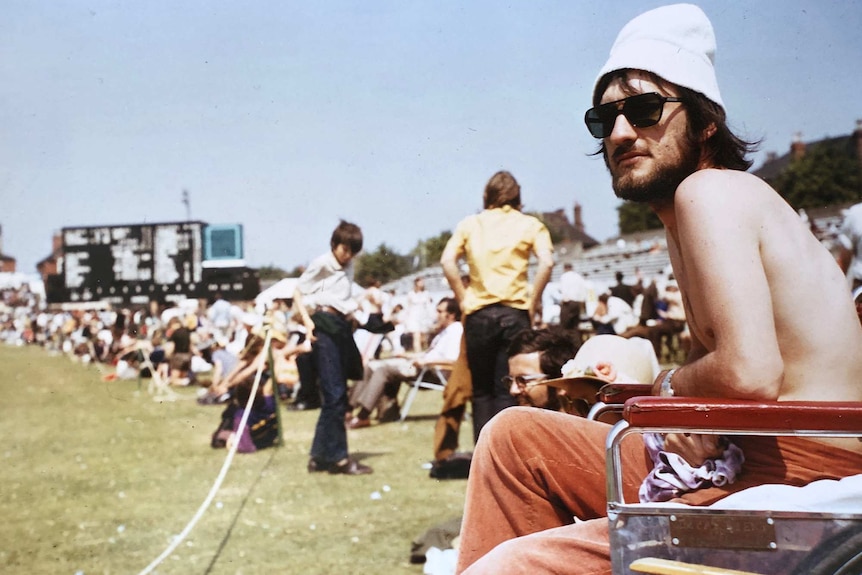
left=455, top=5, right=862, bottom=573
left=590, top=292, right=636, bottom=335
left=210, top=331, right=282, bottom=453
left=503, top=326, right=579, bottom=412
left=165, top=316, right=194, bottom=386
left=619, top=278, right=687, bottom=358
left=209, top=323, right=306, bottom=452
left=346, top=297, right=463, bottom=429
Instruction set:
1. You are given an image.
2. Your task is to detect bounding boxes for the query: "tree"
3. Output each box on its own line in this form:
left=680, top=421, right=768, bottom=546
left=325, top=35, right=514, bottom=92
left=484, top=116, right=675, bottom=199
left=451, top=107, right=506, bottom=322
left=354, top=243, right=413, bottom=287
left=773, top=143, right=862, bottom=210
left=285, top=265, right=305, bottom=278
left=618, top=202, right=662, bottom=234
left=257, top=264, right=289, bottom=281
left=527, top=212, right=567, bottom=244
left=409, top=231, right=452, bottom=270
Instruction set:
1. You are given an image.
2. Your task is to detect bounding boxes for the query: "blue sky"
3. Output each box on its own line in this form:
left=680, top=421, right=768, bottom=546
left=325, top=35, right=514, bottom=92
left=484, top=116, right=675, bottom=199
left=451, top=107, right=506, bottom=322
left=2, top=1, right=860, bottom=274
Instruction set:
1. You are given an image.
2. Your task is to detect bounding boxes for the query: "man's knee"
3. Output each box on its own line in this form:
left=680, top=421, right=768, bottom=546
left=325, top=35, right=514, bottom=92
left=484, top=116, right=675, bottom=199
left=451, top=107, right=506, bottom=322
left=474, top=407, right=544, bottom=461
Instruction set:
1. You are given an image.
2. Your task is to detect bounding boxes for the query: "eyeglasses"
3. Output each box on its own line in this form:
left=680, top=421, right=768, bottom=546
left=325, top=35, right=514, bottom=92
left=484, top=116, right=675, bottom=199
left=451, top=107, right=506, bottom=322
left=502, top=373, right=548, bottom=389
left=584, top=92, right=683, bottom=139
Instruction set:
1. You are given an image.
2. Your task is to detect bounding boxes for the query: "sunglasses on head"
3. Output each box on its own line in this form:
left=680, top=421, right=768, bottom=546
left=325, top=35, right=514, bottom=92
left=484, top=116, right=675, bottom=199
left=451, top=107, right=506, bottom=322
left=584, top=92, right=683, bottom=139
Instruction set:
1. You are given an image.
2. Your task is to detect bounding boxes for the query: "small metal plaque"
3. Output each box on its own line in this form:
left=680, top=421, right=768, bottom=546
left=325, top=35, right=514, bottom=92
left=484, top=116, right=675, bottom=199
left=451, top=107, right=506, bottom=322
left=668, top=514, right=777, bottom=550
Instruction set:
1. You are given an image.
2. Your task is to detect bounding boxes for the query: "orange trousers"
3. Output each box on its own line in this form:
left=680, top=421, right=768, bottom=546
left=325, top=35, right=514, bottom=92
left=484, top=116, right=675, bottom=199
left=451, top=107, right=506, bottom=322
left=456, top=407, right=862, bottom=575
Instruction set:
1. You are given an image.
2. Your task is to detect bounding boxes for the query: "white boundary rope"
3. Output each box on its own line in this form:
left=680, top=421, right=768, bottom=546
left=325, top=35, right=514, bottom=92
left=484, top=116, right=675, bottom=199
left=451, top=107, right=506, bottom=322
left=138, top=327, right=274, bottom=575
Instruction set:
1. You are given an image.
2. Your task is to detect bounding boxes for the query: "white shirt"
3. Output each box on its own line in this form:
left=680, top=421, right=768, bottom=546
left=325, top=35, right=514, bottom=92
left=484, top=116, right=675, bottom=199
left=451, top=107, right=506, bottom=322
left=595, top=296, right=636, bottom=334
left=296, top=251, right=359, bottom=316
left=208, top=298, right=232, bottom=328
left=421, top=321, right=464, bottom=364
left=559, top=269, right=588, bottom=303
left=839, top=202, right=862, bottom=281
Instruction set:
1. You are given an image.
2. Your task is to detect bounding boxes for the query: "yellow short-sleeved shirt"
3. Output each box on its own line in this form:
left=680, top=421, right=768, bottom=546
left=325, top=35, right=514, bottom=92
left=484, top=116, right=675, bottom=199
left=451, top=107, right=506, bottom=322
left=447, top=206, right=553, bottom=316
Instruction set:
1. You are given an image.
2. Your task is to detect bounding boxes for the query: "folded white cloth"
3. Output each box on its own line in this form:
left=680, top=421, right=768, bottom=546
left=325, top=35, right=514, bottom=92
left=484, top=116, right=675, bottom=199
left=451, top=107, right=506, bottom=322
left=423, top=547, right=458, bottom=575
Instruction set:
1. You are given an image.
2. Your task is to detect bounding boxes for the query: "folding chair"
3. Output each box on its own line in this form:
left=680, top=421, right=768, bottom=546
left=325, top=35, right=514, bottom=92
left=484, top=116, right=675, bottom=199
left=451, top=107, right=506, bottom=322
left=605, top=397, right=862, bottom=574
left=587, top=382, right=653, bottom=422
left=399, top=361, right=453, bottom=422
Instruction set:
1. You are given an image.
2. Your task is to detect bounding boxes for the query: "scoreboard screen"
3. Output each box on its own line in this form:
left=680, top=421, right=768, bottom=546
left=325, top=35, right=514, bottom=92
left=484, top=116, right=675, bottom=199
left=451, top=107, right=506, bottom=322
left=50, top=221, right=257, bottom=305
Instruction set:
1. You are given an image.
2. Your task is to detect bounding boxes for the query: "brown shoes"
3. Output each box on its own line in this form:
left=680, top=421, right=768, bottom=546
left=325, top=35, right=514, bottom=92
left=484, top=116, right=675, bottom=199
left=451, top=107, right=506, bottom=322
left=346, top=417, right=371, bottom=430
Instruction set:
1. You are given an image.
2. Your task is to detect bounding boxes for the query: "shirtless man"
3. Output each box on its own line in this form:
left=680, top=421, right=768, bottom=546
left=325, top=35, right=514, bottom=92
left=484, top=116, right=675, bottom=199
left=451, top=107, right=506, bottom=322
left=455, top=5, right=862, bottom=574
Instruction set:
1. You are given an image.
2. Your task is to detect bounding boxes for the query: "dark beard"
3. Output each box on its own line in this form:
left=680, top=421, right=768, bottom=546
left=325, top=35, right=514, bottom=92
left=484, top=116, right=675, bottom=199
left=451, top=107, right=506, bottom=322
left=607, top=142, right=701, bottom=204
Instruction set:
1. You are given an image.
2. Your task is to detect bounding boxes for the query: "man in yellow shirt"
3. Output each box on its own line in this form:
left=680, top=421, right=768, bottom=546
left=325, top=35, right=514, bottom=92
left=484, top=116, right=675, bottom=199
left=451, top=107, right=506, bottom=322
left=441, top=170, right=554, bottom=441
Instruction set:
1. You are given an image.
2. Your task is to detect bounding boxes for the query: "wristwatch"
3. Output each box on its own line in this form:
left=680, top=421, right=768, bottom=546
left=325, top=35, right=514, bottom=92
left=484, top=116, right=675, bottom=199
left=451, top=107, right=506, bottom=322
left=659, top=368, right=677, bottom=397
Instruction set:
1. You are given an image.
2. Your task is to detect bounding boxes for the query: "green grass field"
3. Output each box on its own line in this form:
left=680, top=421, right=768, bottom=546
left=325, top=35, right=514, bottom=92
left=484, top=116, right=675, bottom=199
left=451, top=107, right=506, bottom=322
left=1, top=345, right=469, bottom=574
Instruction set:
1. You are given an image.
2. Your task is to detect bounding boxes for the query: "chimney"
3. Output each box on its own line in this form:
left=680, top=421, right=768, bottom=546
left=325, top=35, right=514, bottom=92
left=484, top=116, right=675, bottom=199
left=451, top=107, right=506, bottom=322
left=765, top=151, right=778, bottom=162
left=52, top=231, right=63, bottom=255
left=790, top=132, right=806, bottom=161
left=573, top=202, right=584, bottom=233
left=854, top=119, right=862, bottom=167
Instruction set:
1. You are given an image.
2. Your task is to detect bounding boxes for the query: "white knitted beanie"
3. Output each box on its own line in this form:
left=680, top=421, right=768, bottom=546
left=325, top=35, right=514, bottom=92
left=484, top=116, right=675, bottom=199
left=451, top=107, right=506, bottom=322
left=594, top=4, right=723, bottom=108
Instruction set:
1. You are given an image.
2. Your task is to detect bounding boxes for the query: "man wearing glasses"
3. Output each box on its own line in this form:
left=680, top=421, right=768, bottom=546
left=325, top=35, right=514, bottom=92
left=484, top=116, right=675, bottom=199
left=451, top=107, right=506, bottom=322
left=456, top=4, right=862, bottom=574
left=503, top=327, right=579, bottom=413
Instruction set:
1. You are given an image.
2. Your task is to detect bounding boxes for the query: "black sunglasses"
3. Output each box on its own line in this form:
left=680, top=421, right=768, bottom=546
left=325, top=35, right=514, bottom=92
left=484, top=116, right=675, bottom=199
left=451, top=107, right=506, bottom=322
left=584, top=92, right=683, bottom=138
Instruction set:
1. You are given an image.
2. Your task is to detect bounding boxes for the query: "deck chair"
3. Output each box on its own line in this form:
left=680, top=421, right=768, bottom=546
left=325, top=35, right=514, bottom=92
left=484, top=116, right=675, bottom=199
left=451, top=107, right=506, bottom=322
left=400, top=361, right=453, bottom=422
left=605, top=396, right=862, bottom=575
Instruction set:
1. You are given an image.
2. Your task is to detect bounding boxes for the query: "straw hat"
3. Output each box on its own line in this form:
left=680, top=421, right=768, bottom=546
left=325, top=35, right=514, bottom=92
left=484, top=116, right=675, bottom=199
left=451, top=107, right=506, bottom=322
left=543, top=335, right=660, bottom=405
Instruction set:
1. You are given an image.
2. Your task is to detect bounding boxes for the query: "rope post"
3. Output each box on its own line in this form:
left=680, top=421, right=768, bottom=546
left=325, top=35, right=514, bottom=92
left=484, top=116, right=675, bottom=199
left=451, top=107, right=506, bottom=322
left=265, top=324, right=285, bottom=447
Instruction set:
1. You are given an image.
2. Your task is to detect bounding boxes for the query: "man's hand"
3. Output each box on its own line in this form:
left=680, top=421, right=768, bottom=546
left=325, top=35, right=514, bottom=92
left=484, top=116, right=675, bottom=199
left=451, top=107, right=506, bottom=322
left=663, top=433, right=724, bottom=467
left=529, top=300, right=543, bottom=328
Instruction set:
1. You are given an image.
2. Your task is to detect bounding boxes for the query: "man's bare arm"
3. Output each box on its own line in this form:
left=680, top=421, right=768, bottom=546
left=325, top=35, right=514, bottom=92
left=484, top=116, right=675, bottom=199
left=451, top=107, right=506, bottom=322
left=529, top=247, right=554, bottom=326
left=838, top=245, right=853, bottom=274
left=292, top=288, right=317, bottom=343
left=440, top=242, right=466, bottom=305
left=655, top=170, right=784, bottom=401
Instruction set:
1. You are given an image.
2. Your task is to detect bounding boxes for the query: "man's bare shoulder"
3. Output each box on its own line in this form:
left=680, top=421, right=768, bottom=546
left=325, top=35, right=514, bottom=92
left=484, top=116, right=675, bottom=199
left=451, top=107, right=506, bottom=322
left=678, top=169, right=774, bottom=203
left=674, top=169, right=786, bottom=226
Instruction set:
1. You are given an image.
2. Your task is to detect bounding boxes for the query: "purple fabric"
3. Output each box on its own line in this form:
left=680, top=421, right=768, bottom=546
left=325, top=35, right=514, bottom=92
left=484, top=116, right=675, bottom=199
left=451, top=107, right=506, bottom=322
left=232, top=410, right=258, bottom=453
left=639, top=432, right=745, bottom=503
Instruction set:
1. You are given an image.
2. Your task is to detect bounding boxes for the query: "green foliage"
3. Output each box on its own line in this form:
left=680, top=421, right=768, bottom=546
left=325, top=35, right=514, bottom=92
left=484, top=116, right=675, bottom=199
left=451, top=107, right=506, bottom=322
left=409, top=230, right=453, bottom=269
left=774, top=143, right=862, bottom=210
left=354, top=243, right=413, bottom=287
left=618, top=202, right=663, bottom=234
left=256, top=264, right=289, bottom=281
left=285, top=264, right=306, bottom=278
left=527, top=212, right=567, bottom=244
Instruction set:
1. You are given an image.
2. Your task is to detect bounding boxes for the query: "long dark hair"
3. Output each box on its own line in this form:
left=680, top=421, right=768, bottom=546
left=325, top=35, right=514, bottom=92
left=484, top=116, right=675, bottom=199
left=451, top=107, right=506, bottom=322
left=593, top=70, right=758, bottom=170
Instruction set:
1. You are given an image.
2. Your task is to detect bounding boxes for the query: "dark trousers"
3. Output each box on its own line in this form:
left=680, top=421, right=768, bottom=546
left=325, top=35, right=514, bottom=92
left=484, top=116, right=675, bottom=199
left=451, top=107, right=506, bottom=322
left=559, top=300, right=584, bottom=334
left=309, top=330, right=349, bottom=464
left=464, top=304, right=530, bottom=443
left=294, top=352, right=320, bottom=407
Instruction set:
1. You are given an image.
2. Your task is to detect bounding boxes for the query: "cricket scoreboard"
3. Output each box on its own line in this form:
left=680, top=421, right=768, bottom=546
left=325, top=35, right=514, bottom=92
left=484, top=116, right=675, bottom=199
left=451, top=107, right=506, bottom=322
left=46, top=221, right=259, bottom=304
